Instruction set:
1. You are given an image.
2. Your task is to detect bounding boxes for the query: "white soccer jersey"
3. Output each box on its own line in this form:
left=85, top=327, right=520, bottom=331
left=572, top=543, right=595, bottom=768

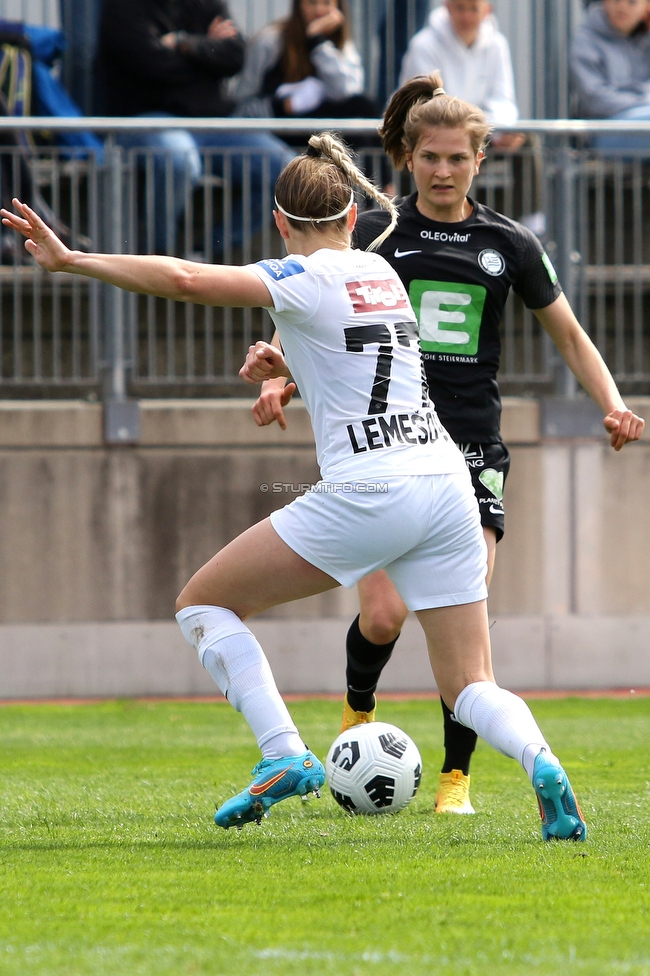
left=249, top=248, right=467, bottom=482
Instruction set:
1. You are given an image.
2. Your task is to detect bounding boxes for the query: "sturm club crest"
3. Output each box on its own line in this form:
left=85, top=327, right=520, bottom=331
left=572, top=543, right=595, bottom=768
left=478, top=248, right=505, bottom=276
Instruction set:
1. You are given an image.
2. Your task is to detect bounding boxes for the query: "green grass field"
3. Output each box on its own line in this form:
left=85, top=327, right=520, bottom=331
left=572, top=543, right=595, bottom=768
left=1, top=696, right=649, bottom=976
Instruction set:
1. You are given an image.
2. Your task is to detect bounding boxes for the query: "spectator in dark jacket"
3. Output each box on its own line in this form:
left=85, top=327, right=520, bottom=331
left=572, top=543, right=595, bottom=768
left=97, top=0, right=294, bottom=252
left=570, top=0, right=650, bottom=151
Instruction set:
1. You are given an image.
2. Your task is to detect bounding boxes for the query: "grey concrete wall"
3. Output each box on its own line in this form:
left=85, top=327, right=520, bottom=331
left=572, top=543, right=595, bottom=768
left=3, top=615, right=650, bottom=699
left=0, top=397, right=648, bottom=697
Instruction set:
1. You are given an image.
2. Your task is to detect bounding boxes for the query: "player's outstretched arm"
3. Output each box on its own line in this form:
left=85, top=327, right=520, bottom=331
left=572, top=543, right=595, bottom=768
left=1, top=198, right=273, bottom=309
left=534, top=294, right=645, bottom=450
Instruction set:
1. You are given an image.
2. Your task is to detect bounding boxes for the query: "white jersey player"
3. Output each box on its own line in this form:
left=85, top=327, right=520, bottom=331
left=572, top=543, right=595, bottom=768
left=250, top=246, right=463, bottom=481
left=1, top=132, right=587, bottom=841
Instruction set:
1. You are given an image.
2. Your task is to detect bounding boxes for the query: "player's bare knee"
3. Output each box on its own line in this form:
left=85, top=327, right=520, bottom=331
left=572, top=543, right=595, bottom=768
left=360, top=608, right=405, bottom=645
left=175, top=586, right=195, bottom=614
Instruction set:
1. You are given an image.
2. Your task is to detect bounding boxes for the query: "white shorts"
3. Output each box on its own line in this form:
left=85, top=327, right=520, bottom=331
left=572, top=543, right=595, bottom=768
left=269, top=471, right=487, bottom=611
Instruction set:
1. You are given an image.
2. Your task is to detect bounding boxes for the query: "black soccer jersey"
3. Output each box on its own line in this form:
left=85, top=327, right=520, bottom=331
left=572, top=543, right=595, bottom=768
left=353, top=194, right=562, bottom=443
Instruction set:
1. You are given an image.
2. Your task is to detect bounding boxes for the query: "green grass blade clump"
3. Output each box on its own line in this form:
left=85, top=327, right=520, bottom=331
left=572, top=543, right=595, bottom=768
left=1, top=696, right=649, bottom=975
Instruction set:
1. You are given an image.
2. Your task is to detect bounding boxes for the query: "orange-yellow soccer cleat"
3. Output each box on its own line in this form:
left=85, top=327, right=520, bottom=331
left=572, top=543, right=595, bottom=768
left=434, top=769, right=475, bottom=814
left=340, top=693, right=376, bottom=733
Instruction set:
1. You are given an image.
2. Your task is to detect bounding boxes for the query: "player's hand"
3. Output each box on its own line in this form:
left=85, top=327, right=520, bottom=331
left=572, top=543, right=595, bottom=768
left=239, top=341, right=291, bottom=383
left=160, top=31, right=177, bottom=48
left=252, top=381, right=297, bottom=429
left=1, top=198, right=71, bottom=272
left=306, top=7, right=344, bottom=37
left=603, top=408, right=645, bottom=450
left=207, top=16, right=238, bottom=39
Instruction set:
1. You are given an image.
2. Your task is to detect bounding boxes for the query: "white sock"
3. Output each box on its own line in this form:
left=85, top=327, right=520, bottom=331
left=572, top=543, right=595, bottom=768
left=176, top=605, right=306, bottom=760
left=453, top=681, right=559, bottom=781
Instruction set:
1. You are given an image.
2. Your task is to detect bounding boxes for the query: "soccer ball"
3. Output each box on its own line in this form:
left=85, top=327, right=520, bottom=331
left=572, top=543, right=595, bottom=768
left=326, top=722, right=422, bottom=815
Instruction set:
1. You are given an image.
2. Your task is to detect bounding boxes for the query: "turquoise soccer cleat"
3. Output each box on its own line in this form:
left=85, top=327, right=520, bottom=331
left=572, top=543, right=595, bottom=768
left=533, top=751, right=587, bottom=842
left=214, top=750, right=326, bottom=830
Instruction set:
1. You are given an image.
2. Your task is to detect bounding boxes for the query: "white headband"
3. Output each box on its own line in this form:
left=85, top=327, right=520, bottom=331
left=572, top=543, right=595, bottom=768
left=274, top=189, right=355, bottom=223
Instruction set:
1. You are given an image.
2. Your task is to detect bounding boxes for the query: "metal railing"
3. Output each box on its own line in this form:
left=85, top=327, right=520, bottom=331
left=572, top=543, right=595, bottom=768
left=1, top=117, right=650, bottom=425
left=7, top=0, right=584, bottom=120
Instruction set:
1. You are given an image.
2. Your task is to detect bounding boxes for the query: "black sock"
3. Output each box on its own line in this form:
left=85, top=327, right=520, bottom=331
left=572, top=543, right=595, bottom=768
left=440, top=698, right=477, bottom=776
left=345, top=614, right=398, bottom=712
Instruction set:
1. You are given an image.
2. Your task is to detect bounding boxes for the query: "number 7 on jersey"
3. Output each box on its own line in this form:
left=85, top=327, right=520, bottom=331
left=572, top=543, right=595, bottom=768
left=344, top=322, right=415, bottom=415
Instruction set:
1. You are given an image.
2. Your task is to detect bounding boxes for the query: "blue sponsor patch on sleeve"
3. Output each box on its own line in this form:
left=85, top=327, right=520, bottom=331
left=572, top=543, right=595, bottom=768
left=256, top=257, right=306, bottom=280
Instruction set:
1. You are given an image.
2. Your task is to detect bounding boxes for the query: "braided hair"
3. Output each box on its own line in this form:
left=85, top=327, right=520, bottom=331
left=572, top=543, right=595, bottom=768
left=274, top=131, right=399, bottom=251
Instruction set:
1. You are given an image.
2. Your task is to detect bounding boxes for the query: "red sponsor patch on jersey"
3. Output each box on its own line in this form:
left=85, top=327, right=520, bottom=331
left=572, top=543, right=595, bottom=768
left=346, top=279, right=409, bottom=312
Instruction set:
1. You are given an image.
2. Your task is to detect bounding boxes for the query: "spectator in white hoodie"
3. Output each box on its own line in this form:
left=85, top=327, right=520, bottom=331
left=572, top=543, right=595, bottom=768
left=399, top=0, right=524, bottom=150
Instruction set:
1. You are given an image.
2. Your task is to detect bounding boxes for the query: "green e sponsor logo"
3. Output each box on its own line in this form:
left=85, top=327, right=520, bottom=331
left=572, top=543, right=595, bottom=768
left=409, top=279, right=487, bottom=355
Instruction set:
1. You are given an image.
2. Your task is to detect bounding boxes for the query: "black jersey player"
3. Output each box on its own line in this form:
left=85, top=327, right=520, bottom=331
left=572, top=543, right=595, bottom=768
left=251, top=74, right=644, bottom=816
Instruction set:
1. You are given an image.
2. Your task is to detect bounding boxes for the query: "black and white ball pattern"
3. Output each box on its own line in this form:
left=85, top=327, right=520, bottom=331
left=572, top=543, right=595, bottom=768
left=326, top=722, right=422, bottom=815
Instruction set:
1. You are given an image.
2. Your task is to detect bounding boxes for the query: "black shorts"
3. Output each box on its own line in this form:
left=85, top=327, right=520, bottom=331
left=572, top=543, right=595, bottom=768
left=456, top=441, right=511, bottom=542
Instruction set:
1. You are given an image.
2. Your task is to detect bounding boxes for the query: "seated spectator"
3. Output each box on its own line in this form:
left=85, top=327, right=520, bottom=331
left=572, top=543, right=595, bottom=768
left=59, top=0, right=101, bottom=116
left=232, top=0, right=379, bottom=127
left=398, top=0, right=525, bottom=151
left=570, top=0, right=650, bottom=152
left=0, top=23, right=97, bottom=261
left=96, top=0, right=295, bottom=253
